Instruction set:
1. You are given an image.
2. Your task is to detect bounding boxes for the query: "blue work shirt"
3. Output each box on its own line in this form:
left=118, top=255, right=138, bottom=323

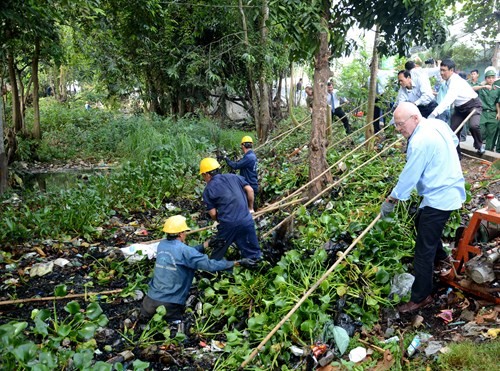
left=390, top=118, right=465, bottom=210
left=225, top=150, right=258, bottom=191
left=203, top=173, right=253, bottom=224
left=147, top=239, right=233, bottom=305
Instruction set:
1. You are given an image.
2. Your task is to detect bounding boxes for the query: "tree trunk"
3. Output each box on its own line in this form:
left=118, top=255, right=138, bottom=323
left=7, top=52, right=23, bottom=133
left=239, top=0, right=260, bottom=137
left=308, top=23, right=333, bottom=198
left=32, top=38, right=41, bottom=140
left=288, top=63, right=300, bottom=126
left=257, top=0, right=271, bottom=142
left=0, top=92, right=7, bottom=194
left=271, top=73, right=283, bottom=121
left=366, top=25, right=379, bottom=150
left=58, top=65, right=67, bottom=102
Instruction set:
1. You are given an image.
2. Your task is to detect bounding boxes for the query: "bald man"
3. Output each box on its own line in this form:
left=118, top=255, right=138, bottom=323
left=380, top=102, right=466, bottom=313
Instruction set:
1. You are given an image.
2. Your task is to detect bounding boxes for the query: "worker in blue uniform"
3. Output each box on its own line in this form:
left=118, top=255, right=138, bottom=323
left=223, top=136, right=258, bottom=209
left=141, top=215, right=257, bottom=322
left=200, top=157, right=262, bottom=261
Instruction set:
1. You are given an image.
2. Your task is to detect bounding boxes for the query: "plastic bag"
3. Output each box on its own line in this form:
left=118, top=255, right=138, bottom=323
left=120, top=242, right=159, bottom=263
left=389, top=273, right=415, bottom=298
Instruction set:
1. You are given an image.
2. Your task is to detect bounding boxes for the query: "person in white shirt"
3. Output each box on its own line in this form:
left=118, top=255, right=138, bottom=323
left=429, top=59, right=484, bottom=155
left=327, top=82, right=352, bottom=134
left=396, top=69, right=437, bottom=118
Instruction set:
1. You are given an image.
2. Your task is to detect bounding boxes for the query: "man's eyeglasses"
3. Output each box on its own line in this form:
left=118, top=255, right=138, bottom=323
left=394, top=115, right=415, bottom=128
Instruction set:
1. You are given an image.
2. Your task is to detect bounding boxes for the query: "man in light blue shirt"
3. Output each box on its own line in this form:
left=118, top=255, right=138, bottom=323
left=380, top=102, right=465, bottom=313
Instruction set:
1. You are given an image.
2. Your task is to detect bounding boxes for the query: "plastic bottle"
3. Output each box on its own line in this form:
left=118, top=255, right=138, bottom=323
left=486, top=194, right=500, bottom=213
left=407, top=335, right=421, bottom=357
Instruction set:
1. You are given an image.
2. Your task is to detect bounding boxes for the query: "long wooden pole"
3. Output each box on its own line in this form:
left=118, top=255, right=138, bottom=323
left=0, top=289, right=123, bottom=306
left=240, top=214, right=381, bottom=369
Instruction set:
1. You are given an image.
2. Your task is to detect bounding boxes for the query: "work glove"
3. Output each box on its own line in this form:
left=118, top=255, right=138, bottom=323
left=237, top=258, right=259, bottom=269
left=208, top=237, right=226, bottom=250
left=380, top=199, right=396, bottom=217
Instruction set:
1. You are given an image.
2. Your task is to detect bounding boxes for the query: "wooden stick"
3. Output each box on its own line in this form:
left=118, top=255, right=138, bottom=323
left=358, top=338, right=386, bottom=354
left=0, top=289, right=123, bottom=306
left=240, top=215, right=381, bottom=369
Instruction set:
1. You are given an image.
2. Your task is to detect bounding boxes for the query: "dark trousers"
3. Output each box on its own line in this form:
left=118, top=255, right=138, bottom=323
left=141, top=295, right=185, bottom=321
left=373, top=98, right=381, bottom=133
left=451, top=98, right=483, bottom=156
left=417, top=101, right=438, bottom=118
left=252, top=186, right=259, bottom=211
left=210, top=220, right=261, bottom=260
left=411, top=207, right=452, bottom=303
left=332, top=107, right=351, bottom=134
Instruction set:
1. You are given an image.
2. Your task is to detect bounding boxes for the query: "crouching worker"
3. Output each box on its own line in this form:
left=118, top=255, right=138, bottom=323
left=141, top=215, right=257, bottom=322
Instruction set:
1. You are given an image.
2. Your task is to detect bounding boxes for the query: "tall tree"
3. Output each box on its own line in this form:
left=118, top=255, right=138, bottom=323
left=273, top=0, right=448, bottom=196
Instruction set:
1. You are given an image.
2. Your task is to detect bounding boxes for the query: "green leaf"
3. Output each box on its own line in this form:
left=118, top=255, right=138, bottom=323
left=57, top=324, right=71, bottom=337
left=86, top=302, right=103, bottom=320
left=12, top=342, right=38, bottom=363
left=336, top=285, right=347, bottom=296
left=332, top=326, right=349, bottom=355
left=78, top=323, right=97, bottom=340
left=73, top=350, right=93, bottom=369
left=204, top=287, right=215, bottom=298
left=132, top=360, right=150, bottom=370
left=34, top=316, right=49, bottom=336
left=64, top=301, right=81, bottom=315
left=90, top=361, right=113, bottom=371
left=375, top=268, right=390, bottom=284
left=300, top=319, right=316, bottom=332
left=54, top=284, right=68, bottom=297
left=96, top=314, right=109, bottom=327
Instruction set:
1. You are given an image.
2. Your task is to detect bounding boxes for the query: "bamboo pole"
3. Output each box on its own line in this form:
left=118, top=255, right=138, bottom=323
left=240, top=214, right=381, bottom=369
left=254, top=117, right=310, bottom=152
left=262, top=136, right=403, bottom=239
left=452, top=109, right=476, bottom=136
left=328, top=110, right=392, bottom=149
left=253, top=197, right=307, bottom=218
left=257, top=120, right=392, bottom=215
left=0, top=289, right=123, bottom=306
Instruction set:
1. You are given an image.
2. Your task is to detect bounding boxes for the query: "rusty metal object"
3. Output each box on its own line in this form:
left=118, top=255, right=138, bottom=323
left=440, top=207, right=500, bottom=304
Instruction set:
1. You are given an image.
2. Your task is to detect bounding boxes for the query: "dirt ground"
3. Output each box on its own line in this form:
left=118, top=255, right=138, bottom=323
left=1, top=155, right=499, bottom=369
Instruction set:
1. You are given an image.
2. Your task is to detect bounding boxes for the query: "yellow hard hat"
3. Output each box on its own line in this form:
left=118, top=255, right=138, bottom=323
left=199, top=157, right=220, bottom=174
left=241, top=135, right=253, bottom=144
left=162, top=215, right=191, bottom=234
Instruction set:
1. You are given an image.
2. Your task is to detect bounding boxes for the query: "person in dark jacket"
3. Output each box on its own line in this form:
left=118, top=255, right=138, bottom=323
left=200, top=157, right=262, bottom=261
left=141, top=215, right=256, bottom=322
left=224, top=136, right=258, bottom=209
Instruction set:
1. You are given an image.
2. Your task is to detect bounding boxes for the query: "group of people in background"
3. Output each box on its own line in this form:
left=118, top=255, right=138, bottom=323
left=301, top=58, right=499, bottom=155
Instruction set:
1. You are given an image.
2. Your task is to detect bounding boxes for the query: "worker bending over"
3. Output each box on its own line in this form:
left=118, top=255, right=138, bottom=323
left=141, top=215, right=257, bottom=322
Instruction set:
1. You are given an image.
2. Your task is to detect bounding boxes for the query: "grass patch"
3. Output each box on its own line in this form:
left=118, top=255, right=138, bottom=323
left=437, top=340, right=500, bottom=370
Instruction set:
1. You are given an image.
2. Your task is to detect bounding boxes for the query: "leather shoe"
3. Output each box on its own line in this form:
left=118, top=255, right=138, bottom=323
left=477, top=144, right=486, bottom=155
left=398, top=295, right=433, bottom=313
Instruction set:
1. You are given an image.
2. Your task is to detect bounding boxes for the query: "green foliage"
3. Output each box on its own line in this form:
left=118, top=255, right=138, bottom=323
left=436, top=339, right=500, bottom=370
left=0, top=296, right=108, bottom=370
